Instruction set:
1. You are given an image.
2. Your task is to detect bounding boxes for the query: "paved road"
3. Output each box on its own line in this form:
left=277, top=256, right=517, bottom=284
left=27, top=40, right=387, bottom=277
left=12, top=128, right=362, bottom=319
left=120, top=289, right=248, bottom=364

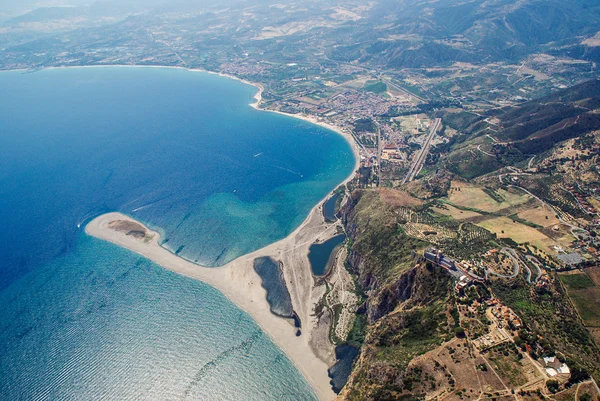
left=402, top=118, right=442, bottom=184
left=525, top=255, right=543, bottom=283
left=508, top=184, right=587, bottom=234
left=380, top=76, right=426, bottom=103
left=486, top=247, right=520, bottom=279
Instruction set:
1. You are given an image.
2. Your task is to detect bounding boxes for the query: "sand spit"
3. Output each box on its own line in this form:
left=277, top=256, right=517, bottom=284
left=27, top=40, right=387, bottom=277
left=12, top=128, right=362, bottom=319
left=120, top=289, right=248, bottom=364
left=86, top=204, right=342, bottom=401
left=52, top=64, right=361, bottom=399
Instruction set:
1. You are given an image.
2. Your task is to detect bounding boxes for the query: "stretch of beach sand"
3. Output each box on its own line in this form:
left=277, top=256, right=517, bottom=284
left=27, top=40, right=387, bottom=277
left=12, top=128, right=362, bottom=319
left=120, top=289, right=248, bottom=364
left=87, top=204, right=341, bottom=401
left=65, top=63, right=360, bottom=400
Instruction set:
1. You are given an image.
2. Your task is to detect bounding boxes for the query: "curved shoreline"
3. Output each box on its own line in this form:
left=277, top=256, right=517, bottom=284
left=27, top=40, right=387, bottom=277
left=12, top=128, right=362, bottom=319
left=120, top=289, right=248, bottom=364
left=3, top=63, right=359, bottom=399
left=6, top=63, right=361, bottom=175
left=25, top=64, right=360, bottom=265
left=86, top=205, right=337, bottom=400
left=25, top=64, right=361, bottom=399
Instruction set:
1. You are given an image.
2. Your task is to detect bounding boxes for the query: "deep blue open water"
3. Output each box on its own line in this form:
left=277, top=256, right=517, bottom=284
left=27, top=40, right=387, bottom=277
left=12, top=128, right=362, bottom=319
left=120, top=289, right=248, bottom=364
left=0, top=67, right=354, bottom=399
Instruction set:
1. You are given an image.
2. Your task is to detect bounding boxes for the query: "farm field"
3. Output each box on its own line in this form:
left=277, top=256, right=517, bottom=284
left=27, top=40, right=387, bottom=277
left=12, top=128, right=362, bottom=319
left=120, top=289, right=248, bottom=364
left=448, top=181, right=531, bottom=213
left=362, top=80, right=388, bottom=94
left=378, top=188, right=423, bottom=208
left=393, top=113, right=430, bottom=136
left=476, top=216, right=556, bottom=253
left=559, top=271, right=600, bottom=328
left=341, top=77, right=369, bottom=89
left=517, top=205, right=561, bottom=228
left=585, top=266, right=600, bottom=286
left=432, top=203, right=482, bottom=220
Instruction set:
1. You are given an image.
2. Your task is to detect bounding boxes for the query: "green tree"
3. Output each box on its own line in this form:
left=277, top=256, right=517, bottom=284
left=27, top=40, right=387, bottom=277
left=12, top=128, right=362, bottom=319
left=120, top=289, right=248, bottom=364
left=546, top=379, right=559, bottom=393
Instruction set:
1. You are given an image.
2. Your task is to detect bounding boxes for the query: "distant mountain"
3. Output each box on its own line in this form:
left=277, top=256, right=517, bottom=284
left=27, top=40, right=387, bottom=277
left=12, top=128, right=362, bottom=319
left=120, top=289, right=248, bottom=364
left=2, top=0, right=599, bottom=72
left=326, top=0, right=600, bottom=68
left=442, top=79, right=600, bottom=178
left=0, top=0, right=178, bottom=28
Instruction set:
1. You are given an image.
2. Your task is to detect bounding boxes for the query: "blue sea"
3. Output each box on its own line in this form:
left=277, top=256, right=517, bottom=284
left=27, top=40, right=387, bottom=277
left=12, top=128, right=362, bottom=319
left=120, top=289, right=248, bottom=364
left=0, top=67, right=355, bottom=399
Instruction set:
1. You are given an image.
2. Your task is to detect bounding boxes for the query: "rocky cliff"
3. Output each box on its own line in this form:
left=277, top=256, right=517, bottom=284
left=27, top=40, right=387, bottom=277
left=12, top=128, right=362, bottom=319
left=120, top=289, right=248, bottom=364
left=337, top=190, right=455, bottom=400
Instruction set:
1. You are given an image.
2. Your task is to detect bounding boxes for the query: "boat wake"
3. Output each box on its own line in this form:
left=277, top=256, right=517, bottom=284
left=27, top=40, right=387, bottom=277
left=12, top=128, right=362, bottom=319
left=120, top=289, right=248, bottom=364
left=270, top=164, right=303, bottom=178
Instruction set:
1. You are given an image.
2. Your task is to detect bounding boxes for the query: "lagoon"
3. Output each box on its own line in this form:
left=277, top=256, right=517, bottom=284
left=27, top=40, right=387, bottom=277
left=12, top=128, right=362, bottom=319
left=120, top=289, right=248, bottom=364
left=0, top=67, right=354, bottom=399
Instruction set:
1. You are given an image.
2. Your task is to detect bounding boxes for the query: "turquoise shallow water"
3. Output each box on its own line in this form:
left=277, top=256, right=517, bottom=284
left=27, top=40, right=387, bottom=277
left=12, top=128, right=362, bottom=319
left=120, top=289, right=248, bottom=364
left=0, top=67, right=354, bottom=399
left=0, top=235, right=317, bottom=400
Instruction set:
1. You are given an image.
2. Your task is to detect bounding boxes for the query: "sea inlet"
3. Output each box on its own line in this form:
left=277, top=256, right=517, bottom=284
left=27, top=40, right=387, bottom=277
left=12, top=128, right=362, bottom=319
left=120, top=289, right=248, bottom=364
left=0, top=66, right=355, bottom=399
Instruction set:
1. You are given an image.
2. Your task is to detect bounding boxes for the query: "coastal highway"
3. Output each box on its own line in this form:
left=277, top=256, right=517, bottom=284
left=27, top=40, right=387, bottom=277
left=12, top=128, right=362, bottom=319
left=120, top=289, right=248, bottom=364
left=402, top=117, right=442, bottom=184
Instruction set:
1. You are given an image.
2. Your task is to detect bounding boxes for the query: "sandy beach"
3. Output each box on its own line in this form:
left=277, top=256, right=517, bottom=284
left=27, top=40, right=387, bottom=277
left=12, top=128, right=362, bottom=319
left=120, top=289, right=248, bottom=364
left=58, top=63, right=361, bottom=400
left=87, top=202, right=342, bottom=400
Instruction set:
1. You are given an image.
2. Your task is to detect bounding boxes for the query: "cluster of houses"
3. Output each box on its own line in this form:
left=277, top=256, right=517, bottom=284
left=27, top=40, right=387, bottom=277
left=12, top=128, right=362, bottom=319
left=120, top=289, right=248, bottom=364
left=487, top=298, right=523, bottom=330
left=566, top=185, right=598, bottom=216
left=535, top=272, right=551, bottom=289
left=571, top=228, right=600, bottom=260
left=381, top=141, right=406, bottom=162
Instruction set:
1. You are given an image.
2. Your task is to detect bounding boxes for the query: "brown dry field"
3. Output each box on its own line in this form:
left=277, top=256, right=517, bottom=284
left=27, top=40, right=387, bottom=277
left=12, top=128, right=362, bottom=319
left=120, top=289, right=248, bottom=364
left=585, top=266, right=600, bottom=286
left=433, top=203, right=482, bottom=220
left=588, top=197, right=600, bottom=212
left=540, top=223, right=575, bottom=241
left=409, top=356, right=452, bottom=399
left=520, top=394, right=547, bottom=401
left=476, top=216, right=556, bottom=253
left=474, top=356, right=507, bottom=393
left=517, top=205, right=561, bottom=228
left=576, top=382, right=599, bottom=401
left=483, top=344, right=538, bottom=388
left=378, top=187, right=423, bottom=208
left=554, top=385, right=578, bottom=401
left=449, top=181, right=530, bottom=213
left=408, top=338, right=509, bottom=400
left=435, top=339, right=483, bottom=391
left=341, top=77, right=369, bottom=89
left=442, top=390, right=480, bottom=401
